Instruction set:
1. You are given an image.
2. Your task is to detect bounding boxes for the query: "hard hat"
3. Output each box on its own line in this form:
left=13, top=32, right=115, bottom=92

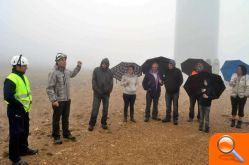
left=11, top=55, right=29, bottom=66
left=55, top=53, right=67, bottom=62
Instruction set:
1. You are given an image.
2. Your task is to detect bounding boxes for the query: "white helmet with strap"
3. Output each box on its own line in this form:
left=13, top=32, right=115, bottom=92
left=11, top=55, right=29, bottom=66
left=55, top=53, right=67, bottom=62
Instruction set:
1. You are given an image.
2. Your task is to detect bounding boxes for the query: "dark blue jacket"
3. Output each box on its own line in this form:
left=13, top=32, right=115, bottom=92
left=142, top=72, right=162, bottom=98
left=3, top=69, right=26, bottom=116
left=198, top=86, right=215, bottom=107
left=164, top=67, right=183, bottom=94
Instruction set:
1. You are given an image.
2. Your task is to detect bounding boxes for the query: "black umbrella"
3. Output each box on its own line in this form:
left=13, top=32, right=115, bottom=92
left=184, top=72, right=225, bottom=99
left=111, top=62, right=142, bottom=81
left=181, top=58, right=212, bottom=76
left=141, top=56, right=171, bottom=76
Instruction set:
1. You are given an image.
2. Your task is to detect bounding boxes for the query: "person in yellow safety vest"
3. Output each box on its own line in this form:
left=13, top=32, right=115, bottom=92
left=4, top=55, right=38, bottom=165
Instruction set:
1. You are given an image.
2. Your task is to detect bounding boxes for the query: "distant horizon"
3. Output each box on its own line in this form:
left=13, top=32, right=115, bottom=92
left=0, top=55, right=248, bottom=70
left=0, top=0, right=249, bottom=70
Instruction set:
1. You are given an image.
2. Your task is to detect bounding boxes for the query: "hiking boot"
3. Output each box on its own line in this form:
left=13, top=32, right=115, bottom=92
left=152, top=117, right=161, bottom=121
left=88, top=125, right=94, bottom=131
left=199, top=124, right=203, bottom=132
left=130, top=118, right=136, bottom=123
left=144, top=118, right=149, bottom=122
left=204, top=127, right=210, bottom=133
left=236, top=120, right=242, bottom=129
left=173, top=120, right=178, bottom=125
left=102, top=124, right=108, bottom=130
left=54, top=137, right=63, bottom=145
left=12, top=159, right=28, bottom=165
left=20, top=148, right=38, bottom=156
left=162, top=118, right=171, bottom=123
left=187, top=118, right=193, bottom=122
left=123, top=118, right=128, bottom=122
left=64, top=134, right=76, bottom=141
left=231, top=119, right=236, bottom=127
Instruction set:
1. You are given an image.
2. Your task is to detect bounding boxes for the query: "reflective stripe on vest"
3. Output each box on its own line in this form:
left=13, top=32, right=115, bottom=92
left=5, top=73, right=32, bottom=112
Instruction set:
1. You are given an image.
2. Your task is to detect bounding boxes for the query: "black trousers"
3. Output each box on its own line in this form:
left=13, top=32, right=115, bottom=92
left=231, top=96, right=247, bottom=117
left=145, top=92, right=159, bottom=119
left=52, top=100, right=71, bottom=138
left=165, top=92, right=179, bottom=121
left=123, top=93, right=136, bottom=119
left=8, top=110, right=29, bottom=163
left=189, top=96, right=200, bottom=120
left=89, top=94, right=110, bottom=126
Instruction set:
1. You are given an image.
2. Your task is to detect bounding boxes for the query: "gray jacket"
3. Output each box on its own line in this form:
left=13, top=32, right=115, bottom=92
left=46, top=65, right=81, bottom=102
left=92, top=58, right=113, bottom=96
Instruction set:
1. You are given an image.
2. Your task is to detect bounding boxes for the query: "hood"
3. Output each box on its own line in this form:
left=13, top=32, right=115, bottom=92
left=100, top=58, right=110, bottom=68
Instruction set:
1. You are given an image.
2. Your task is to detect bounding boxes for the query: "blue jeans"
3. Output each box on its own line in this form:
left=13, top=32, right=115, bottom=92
left=165, top=92, right=179, bottom=121
left=199, top=105, right=210, bottom=129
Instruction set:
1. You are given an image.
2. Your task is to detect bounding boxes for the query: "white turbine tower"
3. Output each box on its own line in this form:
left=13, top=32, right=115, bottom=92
left=174, top=0, right=220, bottom=70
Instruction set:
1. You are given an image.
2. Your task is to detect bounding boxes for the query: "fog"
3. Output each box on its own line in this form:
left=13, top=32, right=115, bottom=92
left=0, top=0, right=248, bottom=70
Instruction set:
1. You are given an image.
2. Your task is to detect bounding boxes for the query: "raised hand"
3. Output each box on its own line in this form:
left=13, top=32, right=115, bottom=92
left=77, top=61, right=82, bottom=67
left=203, top=94, right=209, bottom=98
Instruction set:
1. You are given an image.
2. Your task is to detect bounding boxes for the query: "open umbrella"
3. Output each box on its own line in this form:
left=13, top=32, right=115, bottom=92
left=141, top=56, right=171, bottom=76
left=111, top=62, right=142, bottom=81
left=181, top=58, right=212, bottom=76
left=221, top=60, right=249, bottom=81
left=184, top=72, right=226, bottom=99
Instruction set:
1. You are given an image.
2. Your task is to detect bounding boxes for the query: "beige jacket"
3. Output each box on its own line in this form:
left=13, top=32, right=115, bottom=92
left=229, top=73, right=249, bottom=98
left=121, top=74, right=138, bottom=95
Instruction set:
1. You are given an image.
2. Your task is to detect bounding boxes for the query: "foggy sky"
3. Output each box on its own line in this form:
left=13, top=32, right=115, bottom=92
left=0, top=0, right=248, bottom=69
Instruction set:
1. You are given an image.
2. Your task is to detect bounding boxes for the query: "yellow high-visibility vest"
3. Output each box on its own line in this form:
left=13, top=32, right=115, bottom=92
left=5, top=73, right=32, bottom=112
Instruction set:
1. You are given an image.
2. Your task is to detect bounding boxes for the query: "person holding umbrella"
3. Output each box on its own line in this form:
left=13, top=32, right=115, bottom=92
left=188, top=62, right=204, bottom=122
left=121, top=65, right=139, bottom=122
left=221, top=60, right=249, bottom=82
left=162, top=60, right=183, bottom=125
left=229, top=65, right=249, bottom=128
left=47, top=53, right=82, bottom=144
left=142, top=62, right=163, bottom=122
left=88, top=58, right=114, bottom=131
left=184, top=71, right=226, bottom=132
left=198, top=79, right=216, bottom=133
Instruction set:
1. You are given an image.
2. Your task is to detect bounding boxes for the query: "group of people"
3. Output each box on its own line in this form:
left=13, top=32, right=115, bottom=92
left=3, top=54, right=249, bottom=165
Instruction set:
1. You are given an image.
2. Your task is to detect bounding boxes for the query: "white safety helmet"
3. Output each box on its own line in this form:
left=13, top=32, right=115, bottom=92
left=11, top=55, right=29, bottom=66
left=55, top=53, right=67, bottom=62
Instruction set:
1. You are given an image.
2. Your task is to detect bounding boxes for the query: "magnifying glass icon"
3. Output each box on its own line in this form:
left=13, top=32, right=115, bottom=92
left=217, top=135, right=245, bottom=163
